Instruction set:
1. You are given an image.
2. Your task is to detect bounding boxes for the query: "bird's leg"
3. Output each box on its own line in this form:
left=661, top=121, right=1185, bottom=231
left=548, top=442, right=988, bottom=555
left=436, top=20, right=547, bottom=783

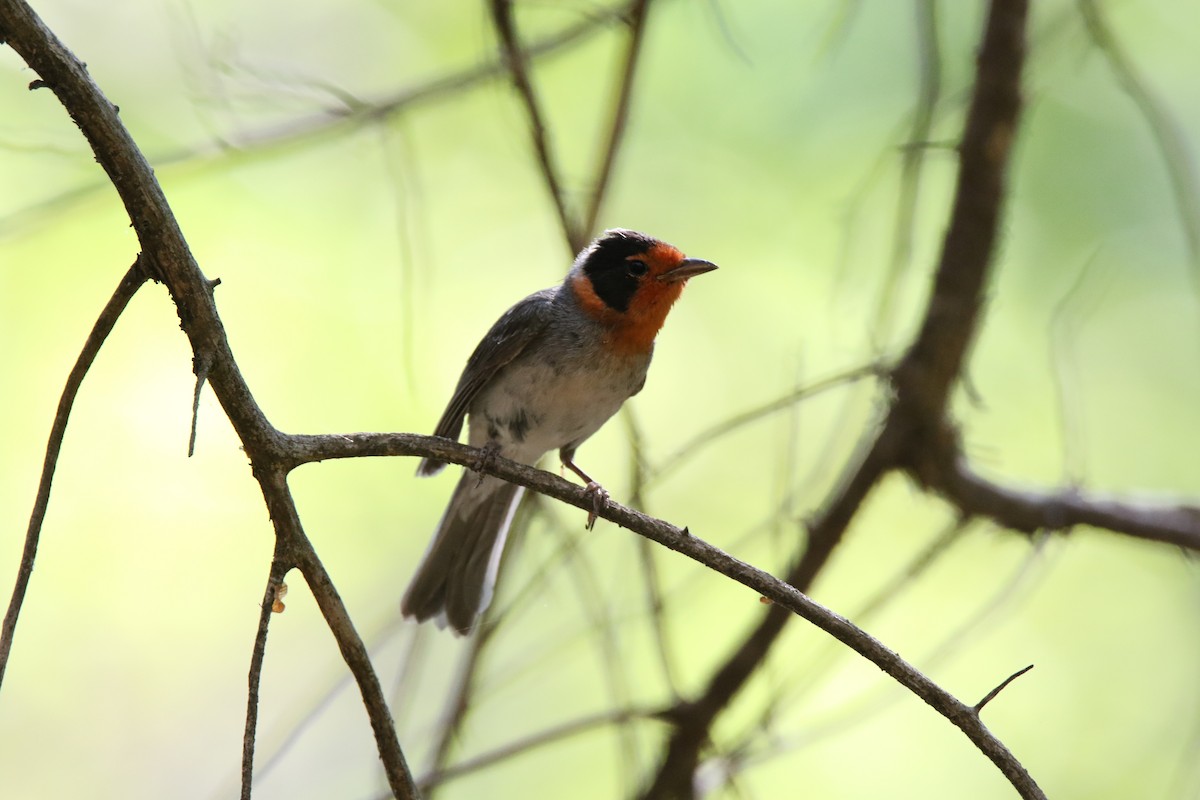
left=560, top=448, right=608, bottom=530
left=470, top=441, right=501, bottom=487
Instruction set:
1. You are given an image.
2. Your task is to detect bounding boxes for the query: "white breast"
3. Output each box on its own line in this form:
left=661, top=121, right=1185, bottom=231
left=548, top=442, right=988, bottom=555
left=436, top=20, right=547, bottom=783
left=467, top=348, right=651, bottom=466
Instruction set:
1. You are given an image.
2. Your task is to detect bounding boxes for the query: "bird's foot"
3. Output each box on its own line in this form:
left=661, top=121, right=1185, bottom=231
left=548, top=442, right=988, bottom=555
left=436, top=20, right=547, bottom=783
left=583, top=481, right=609, bottom=530
left=470, top=443, right=500, bottom=487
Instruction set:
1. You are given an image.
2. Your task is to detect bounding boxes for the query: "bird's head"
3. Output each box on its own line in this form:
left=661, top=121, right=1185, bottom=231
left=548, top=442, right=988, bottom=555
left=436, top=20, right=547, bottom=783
left=569, top=229, right=717, bottom=353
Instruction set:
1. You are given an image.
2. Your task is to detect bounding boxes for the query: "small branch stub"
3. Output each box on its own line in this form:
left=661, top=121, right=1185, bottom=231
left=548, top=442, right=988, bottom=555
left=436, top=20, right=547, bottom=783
left=975, top=664, right=1035, bottom=713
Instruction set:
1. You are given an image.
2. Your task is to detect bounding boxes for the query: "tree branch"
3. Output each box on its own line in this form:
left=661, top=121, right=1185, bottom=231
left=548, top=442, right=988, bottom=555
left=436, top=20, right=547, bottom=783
left=419, top=706, right=656, bottom=792
left=637, top=412, right=901, bottom=799
left=0, top=3, right=419, bottom=796
left=0, top=4, right=636, bottom=230
left=974, top=664, right=1035, bottom=713
left=0, top=259, right=147, bottom=685
left=1078, top=0, right=1200, bottom=293
left=580, top=0, right=653, bottom=237
left=242, top=542, right=294, bottom=800
left=873, top=0, right=943, bottom=342
left=489, top=0, right=582, bottom=252
left=288, top=430, right=1044, bottom=798
left=639, top=0, right=1033, bottom=794
left=892, top=0, right=1027, bottom=418
left=294, top=540, right=415, bottom=797
left=647, top=361, right=882, bottom=486
left=939, top=456, right=1200, bottom=551
left=4, top=1, right=1191, bottom=798
left=487, top=0, right=653, bottom=254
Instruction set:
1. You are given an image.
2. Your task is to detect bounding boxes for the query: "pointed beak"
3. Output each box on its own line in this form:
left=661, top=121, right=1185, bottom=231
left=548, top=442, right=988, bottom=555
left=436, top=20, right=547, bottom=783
left=658, top=258, right=719, bottom=283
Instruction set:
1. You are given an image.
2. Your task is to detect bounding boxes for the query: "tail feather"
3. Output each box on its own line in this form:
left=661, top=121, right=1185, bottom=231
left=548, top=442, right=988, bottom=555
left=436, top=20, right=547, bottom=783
left=402, top=473, right=524, bottom=635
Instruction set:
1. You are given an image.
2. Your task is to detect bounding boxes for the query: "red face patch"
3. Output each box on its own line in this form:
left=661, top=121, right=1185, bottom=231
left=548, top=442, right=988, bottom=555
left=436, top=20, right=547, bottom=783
left=639, top=243, right=686, bottom=279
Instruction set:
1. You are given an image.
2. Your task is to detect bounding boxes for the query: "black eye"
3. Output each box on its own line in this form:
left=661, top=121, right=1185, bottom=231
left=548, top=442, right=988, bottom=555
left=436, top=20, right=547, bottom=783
left=627, top=259, right=649, bottom=277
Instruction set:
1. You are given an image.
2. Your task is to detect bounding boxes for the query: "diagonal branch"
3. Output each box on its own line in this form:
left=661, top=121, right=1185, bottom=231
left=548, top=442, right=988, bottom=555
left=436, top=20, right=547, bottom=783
left=892, top=0, right=1026, bottom=419
left=937, top=455, right=1200, bottom=550
left=974, top=664, right=1035, bottom=713
left=639, top=0, right=1032, bottom=794
left=420, top=706, right=656, bottom=792
left=4, top=2, right=1191, bottom=799
left=637, top=412, right=901, bottom=800
left=647, top=361, right=882, bottom=485
left=0, top=3, right=419, bottom=797
left=294, top=539, right=415, bottom=796
left=1, top=4, right=635, bottom=232
left=287, top=430, right=1043, bottom=797
left=241, top=541, right=295, bottom=800
left=0, top=259, right=147, bottom=684
left=1078, top=0, right=1200, bottom=294
left=425, top=614, right=493, bottom=780
left=580, top=0, right=653, bottom=238
left=488, top=0, right=653, bottom=254
left=873, top=0, right=943, bottom=343
left=489, top=0, right=582, bottom=252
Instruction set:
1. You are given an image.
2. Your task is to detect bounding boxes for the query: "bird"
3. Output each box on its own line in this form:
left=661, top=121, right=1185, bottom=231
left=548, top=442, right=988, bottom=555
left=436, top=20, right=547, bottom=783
left=402, top=229, right=717, bottom=635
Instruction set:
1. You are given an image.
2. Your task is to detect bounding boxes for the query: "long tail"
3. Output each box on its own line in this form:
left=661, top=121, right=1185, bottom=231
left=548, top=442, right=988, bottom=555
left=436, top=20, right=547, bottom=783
left=401, top=472, right=524, bottom=635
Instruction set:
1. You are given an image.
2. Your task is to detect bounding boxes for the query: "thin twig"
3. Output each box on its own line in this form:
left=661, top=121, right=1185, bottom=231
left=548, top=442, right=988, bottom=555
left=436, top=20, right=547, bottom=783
left=561, top=546, right=644, bottom=784
left=581, top=0, right=653, bottom=237
left=241, top=542, right=294, bottom=800
left=1078, top=0, right=1200, bottom=294
left=622, top=408, right=682, bottom=694
left=4, top=2, right=1191, bottom=799
left=388, top=622, right=430, bottom=739
left=255, top=467, right=419, bottom=799
left=289, top=426, right=1044, bottom=796
left=188, top=276, right=222, bottom=457
left=0, top=4, right=633, bottom=234
left=419, top=706, right=655, bottom=792
left=974, top=664, right=1034, bottom=713
left=226, top=618, right=411, bottom=800
left=647, top=362, right=882, bottom=485
left=872, top=0, right=943, bottom=344
left=292, top=531, right=419, bottom=799
left=941, top=457, right=1200, bottom=550
left=760, top=530, right=1047, bottom=760
left=0, top=260, right=147, bottom=685
left=188, top=352, right=212, bottom=457
left=641, top=0, right=1033, bottom=793
left=730, top=519, right=972, bottom=740
left=859, top=517, right=969, bottom=619
left=0, top=5, right=420, bottom=794
left=489, top=0, right=582, bottom=252
left=290, top=425, right=1200, bottom=592
left=1048, top=249, right=1108, bottom=484
left=637, top=412, right=900, bottom=800
left=425, top=622, right=488, bottom=779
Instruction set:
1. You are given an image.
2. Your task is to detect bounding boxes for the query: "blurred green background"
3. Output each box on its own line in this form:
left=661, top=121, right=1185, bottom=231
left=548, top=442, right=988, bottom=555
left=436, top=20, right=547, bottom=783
left=2, top=1, right=1198, bottom=798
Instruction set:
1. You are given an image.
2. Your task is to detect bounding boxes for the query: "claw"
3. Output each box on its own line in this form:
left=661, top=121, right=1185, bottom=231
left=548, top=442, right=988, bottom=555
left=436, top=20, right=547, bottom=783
left=470, top=443, right=499, bottom=487
left=560, top=452, right=608, bottom=529
left=583, top=481, right=609, bottom=530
